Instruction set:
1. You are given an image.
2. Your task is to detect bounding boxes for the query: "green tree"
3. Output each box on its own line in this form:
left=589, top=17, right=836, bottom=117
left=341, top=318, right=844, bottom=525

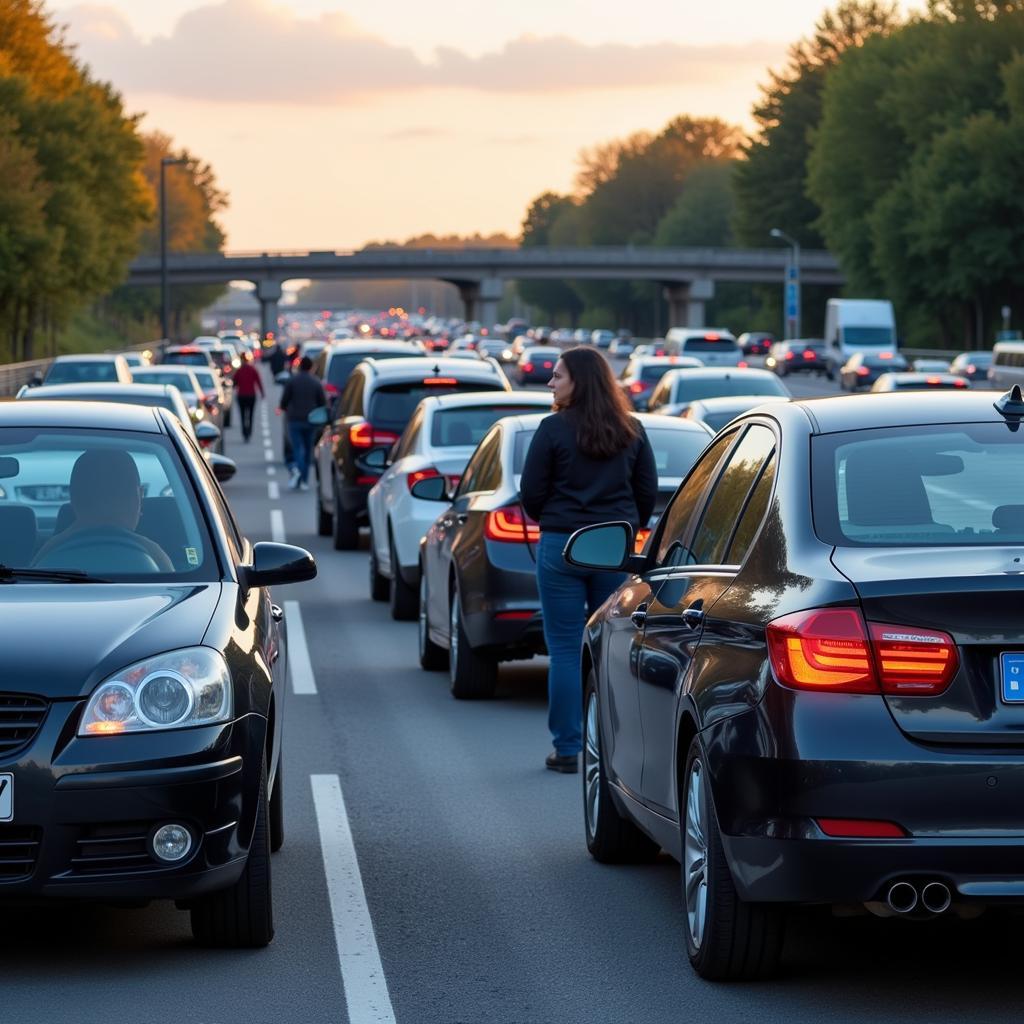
left=654, top=162, right=736, bottom=247
left=516, top=192, right=584, bottom=322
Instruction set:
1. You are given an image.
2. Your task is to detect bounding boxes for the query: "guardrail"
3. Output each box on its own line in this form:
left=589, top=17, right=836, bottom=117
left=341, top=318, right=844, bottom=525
left=0, top=339, right=161, bottom=398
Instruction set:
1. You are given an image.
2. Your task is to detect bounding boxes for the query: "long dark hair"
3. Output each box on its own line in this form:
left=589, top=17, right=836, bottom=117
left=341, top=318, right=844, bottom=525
left=559, top=346, right=639, bottom=459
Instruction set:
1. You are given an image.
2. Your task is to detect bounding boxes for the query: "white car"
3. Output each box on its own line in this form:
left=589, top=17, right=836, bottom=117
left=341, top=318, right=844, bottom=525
left=366, top=391, right=553, bottom=619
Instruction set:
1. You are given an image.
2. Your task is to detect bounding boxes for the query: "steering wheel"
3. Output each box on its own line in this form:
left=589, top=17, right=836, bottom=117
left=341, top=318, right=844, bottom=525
left=35, top=526, right=162, bottom=573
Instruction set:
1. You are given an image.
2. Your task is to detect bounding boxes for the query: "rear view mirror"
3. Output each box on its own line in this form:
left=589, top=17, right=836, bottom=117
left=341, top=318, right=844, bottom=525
left=242, top=542, right=317, bottom=589
left=0, top=457, right=18, bottom=479
left=208, top=453, right=237, bottom=483
left=564, top=522, right=633, bottom=570
left=195, top=421, right=221, bottom=448
left=307, top=406, right=329, bottom=426
left=409, top=476, right=448, bottom=502
left=363, top=448, right=389, bottom=470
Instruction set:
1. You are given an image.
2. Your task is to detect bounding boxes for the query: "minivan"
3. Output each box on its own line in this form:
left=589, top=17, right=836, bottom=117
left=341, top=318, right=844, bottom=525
left=664, top=329, right=742, bottom=367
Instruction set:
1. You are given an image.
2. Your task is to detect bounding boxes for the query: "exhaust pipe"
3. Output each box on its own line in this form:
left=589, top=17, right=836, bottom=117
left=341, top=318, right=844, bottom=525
left=886, top=881, right=918, bottom=914
left=920, top=881, right=952, bottom=915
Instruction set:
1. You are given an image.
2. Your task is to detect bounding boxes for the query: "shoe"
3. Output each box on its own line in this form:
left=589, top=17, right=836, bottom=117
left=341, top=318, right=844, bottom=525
left=299, top=480, right=309, bottom=491
left=545, top=752, right=578, bottom=774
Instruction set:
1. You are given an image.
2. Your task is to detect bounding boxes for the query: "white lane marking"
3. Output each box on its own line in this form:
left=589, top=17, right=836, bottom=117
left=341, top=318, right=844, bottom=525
left=311, top=775, right=397, bottom=1024
left=285, top=600, right=317, bottom=695
left=264, top=448, right=274, bottom=463
left=267, top=465, right=276, bottom=476
left=270, top=508, right=286, bottom=542
left=268, top=480, right=280, bottom=500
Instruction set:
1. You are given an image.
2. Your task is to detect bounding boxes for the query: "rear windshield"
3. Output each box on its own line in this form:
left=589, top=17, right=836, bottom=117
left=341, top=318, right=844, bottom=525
left=645, top=428, right=708, bottom=477
left=370, top=381, right=505, bottom=432
left=431, top=406, right=547, bottom=448
left=133, top=371, right=198, bottom=398
left=673, top=376, right=786, bottom=403
left=890, top=379, right=961, bottom=390
left=682, top=339, right=739, bottom=354
left=45, top=362, right=119, bottom=384
left=865, top=355, right=908, bottom=369
left=164, top=353, right=209, bottom=367
left=813, top=424, right=1024, bottom=546
left=325, top=351, right=412, bottom=390
left=641, top=366, right=672, bottom=383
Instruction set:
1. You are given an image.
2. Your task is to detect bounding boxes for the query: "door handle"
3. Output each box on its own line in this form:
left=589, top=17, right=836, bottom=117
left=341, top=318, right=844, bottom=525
left=630, top=604, right=648, bottom=629
left=271, top=604, right=284, bottom=622
left=681, top=602, right=704, bottom=629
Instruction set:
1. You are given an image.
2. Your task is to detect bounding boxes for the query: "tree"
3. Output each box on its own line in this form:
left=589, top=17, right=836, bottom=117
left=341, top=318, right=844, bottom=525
left=654, top=162, right=736, bottom=247
left=516, top=193, right=584, bottom=322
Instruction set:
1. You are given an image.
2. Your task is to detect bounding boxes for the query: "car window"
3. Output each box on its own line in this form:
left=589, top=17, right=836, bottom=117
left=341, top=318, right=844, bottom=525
left=672, top=375, right=787, bottom=404
left=690, top=426, right=776, bottom=565
left=132, top=371, right=199, bottom=400
left=0, top=427, right=217, bottom=579
left=645, top=428, right=709, bottom=477
left=512, top=429, right=538, bottom=475
left=325, top=350, right=415, bottom=390
left=655, top=432, right=737, bottom=567
left=455, top=428, right=502, bottom=498
left=648, top=379, right=670, bottom=409
left=724, top=453, right=777, bottom=564
left=340, top=371, right=365, bottom=417
left=45, top=362, right=119, bottom=385
left=430, top=405, right=545, bottom=448
left=369, top=381, right=505, bottom=434
left=394, top=407, right=424, bottom=460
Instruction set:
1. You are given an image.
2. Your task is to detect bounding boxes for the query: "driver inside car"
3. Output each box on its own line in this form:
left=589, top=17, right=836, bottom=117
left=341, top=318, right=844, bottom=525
left=33, top=449, right=174, bottom=572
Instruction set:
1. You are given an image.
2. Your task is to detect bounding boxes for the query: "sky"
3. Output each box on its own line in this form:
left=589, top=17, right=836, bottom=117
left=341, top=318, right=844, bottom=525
left=48, top=0, right=916, bottom=251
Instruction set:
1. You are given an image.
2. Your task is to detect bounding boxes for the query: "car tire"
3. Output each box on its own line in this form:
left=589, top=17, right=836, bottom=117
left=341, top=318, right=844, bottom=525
left=332, top=485, right=359, bottom=551
left=316, top=475, right=332, bottom=537
left=449, top=585, right=496, bottom=699
left=269, top=758, right=284, bottom=853
left=681, top=734, right=784, bottom=981
left=368, top=529, right=390, bottom=601
left=191, top=760, right=274, bottom=949
left=389, top=529, right=417, bottom=621
left=583, top=675, right=660, bottom=864
left=418, top=569, right=448, bottom=671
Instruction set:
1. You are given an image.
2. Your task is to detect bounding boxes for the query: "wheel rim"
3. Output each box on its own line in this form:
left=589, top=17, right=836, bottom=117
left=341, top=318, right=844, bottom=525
left=584, top=691, right=600, bottom=841
left=418, top=574, right=429, bottom=657
left=449, top=596, right=459, bottom=680
left=683, top=758, right=708, bottom=950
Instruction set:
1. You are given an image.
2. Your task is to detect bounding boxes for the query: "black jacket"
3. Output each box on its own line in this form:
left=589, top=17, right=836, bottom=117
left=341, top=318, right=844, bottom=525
left=279, top=371, right=326, bottom=422
left=520, top=411, right=658, bottom=534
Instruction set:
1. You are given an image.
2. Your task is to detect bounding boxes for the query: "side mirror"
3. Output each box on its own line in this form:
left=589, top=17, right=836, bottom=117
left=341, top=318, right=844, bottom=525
left=363, top=448, right=389, bottom=470
left=208, top=452, right=237, bottom=483
left=274, top=371, right=291, bottom=385
left=307, top=406, right=329, bottom=426
left=564, top=522, right=634, bottom=571
left=195, top=421, right=221, bottom=448
left=409, top=476, right=449, bottom=502
left=241, top=541, right=317, bottom=589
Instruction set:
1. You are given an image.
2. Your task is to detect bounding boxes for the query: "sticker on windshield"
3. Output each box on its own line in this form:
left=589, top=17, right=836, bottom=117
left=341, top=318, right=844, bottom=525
left=185, top=547, right=199, bottom=566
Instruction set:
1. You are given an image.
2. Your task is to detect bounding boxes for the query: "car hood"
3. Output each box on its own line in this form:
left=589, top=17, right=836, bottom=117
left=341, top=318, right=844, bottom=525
left=0, top=583, right=222, bottom=698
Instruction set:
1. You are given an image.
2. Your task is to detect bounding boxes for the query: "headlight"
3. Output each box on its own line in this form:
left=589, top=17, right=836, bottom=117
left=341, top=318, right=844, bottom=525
left=79, top=647, right=232, bottom=736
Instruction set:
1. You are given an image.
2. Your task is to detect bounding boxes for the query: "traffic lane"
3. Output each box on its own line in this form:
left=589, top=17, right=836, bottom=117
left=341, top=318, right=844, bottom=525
left=268, top=467, right=1024, bottom=1022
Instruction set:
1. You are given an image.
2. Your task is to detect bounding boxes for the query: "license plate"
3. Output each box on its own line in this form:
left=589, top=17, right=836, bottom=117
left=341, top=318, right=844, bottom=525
left=0, top=774, right=12, bottom=822
left=1000, top=653, right=1024, bottom=703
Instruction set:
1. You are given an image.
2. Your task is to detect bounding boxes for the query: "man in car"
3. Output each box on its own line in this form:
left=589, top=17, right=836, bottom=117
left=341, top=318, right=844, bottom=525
left=33, top=449, right=174, bottom=571
left=279, top=355, right=326, bottom=490
left=233, top=353, right=264, bottom=442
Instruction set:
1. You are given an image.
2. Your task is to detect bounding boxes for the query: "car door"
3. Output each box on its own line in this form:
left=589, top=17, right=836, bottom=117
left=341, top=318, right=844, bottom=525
left=372, top=406, right=424, bottom=562
left=637, top=424, right=777, bottom=814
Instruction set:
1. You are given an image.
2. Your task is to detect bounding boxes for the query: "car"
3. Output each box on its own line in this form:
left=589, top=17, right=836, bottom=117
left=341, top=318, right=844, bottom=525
left=590, top=330, right=616, bottom=349
left=311, top=340, right=424, bottom=407
left=162, top=346, right=217, bottom=373
left=366, top=391, right=554, bottom=619
left=415, top=413, right=713, bottom=698
left=517, top=347, right=560, bottom=385
left=838, top=351, right=909, bottom=390
left=987, top=341, right=1024, bottom=390
left=475, top=339, right=509, bottom=362
left=191, top=335, right=221, bottom=347
left=618, top=356, right=704, bottom=411
left=291, top=339, right=327, bottom=371
left=130, top=366, right=211, bottom=432
left=664, top=329, right=743, bottom=367
left=191, top=366, right=234, bottom=430
left=119, top=351, right=152, bottom=369
left=949, top=350, right=993, bottom=383
left=42, top=355, right=133, bottom=387
left=737, top=331, right=774, bottom=356
left=646, top=368, right=791, bottom=417
left=608, top=338, right=635, bottom=358
left=0, top=399, right=315, bottom=946
left=312, top=357, right=512, bottom=550
left=871, top=372, right=970, bottom=392
left=681, top=395, right=791, bottom=434
left=912, top=358, right=952, bottom=373
left=206, top=344, right=241, bottom=382
left=764, top=340, right=828, bottom=376
left=564, top=386, right=1024, bottom=980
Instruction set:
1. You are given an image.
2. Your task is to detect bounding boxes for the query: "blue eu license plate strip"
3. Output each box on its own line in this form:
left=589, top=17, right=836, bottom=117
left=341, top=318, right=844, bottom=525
left=1000, top=653, right=1024, bottom=703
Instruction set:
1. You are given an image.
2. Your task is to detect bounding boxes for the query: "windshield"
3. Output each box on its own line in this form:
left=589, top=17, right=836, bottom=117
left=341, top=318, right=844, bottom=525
left=164, top=352, right=209, bottom=367
left=44, top=362, right=119, bottom=384
left=133, top=371, right=198, bottom=400
left=673, top=376, right=787, bottom=403
left=0, top=428, right=216, bottom=579
left=645, top=428, right=708, bottom=478
left=841, top=326, right=895, bottom=347
left=370, top=381, right=505, bottom=432
left=813, top=424, right=1024, bottom=546
left=682, top=339, right=739, bottom=354
left=431, top=405, right=547, bottom=448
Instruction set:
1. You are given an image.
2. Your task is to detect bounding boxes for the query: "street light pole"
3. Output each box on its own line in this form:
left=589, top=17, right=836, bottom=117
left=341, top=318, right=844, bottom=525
left=770, top=228, right=801, bottom=339
left=160, top=156, right=188, bottom=344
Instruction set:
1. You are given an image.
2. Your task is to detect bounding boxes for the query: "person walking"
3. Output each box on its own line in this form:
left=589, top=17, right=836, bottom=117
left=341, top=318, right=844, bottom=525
left=520, top=346, right=657, bottom=774
left=278, top=355, right=326, bottom=490
left=233, top=354, right=264, bottom=442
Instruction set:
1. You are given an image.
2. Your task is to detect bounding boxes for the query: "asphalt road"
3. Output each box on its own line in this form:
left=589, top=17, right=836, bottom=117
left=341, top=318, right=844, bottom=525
left=6, top=361, right=1021, bottom=1024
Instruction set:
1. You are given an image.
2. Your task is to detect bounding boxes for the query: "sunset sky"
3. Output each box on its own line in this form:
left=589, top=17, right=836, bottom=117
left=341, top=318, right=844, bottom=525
left=50, top=0, right=919, bottom=251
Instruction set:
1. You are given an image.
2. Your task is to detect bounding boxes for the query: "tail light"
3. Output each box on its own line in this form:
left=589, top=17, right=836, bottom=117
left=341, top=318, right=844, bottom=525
left=485, top=504, right=540, bottom=543
left=785, top=351, right=796, bottom=361
left=407, top=467, right=461, bottom=493
left=767, top=608, right=957, bottom=696
left=543, top=361, right=553, bottom=369
left=522, top=363, right=534, bottom=374
left=349, top=421, right=400, bottom=449
left=802, top=350, right=817, bottom=359
left=737, top=360, right=749, bottom=368
left=325, top=383, right=339, bottom=398
left=628, top=381, right=646, bottom=395
left=856, top=366, right=870, bottom=376
left=966, top=364, right=977, bottom=374
left=423, top=377, right=457, bottom=386
left=953, top=379, right=968, bottom=388
left=634, top=528, right=651, bottom=553
left=926, top=376, right=942, bottom=385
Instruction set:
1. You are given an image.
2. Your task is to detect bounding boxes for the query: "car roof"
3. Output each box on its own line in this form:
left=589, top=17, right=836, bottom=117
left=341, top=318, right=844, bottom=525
left=358, top=356, right=504, bottom=380
left=326, top=340, right=420, bottom=355
left=423, top=391, right=551, bottom=411
left=0, top=399, right=164, bottom=432
left=50, top=354, right=122, bottom=363
left=790, top=390, right=1009, bottom=434
left=878, top=372, right=963, bottom=384
left=21, top=382, right=176, bottom=399
left=689, top=395, right=791, bottom=413
left=664, top=367, right=776, bottom=381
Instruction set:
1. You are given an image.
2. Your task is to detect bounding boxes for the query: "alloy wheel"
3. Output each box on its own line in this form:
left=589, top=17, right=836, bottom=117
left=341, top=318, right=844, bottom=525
left=584, top=692, right=601, bottom=841
left=683, top=758, right=708, bottom=950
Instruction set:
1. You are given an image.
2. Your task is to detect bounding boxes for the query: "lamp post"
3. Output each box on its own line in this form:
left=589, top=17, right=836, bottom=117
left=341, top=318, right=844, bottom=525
left=770, top=227, right=801, bottom=339
left=160, top=156, right=188, bottom=344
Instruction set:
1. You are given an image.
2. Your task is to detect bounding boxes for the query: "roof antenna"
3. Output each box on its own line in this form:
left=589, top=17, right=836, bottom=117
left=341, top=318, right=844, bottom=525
left=994, top=384, right=1024, bottom=431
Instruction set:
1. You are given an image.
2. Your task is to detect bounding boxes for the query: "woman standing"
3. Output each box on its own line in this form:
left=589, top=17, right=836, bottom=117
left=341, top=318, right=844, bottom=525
left=521, top=346, right=657, bottom=773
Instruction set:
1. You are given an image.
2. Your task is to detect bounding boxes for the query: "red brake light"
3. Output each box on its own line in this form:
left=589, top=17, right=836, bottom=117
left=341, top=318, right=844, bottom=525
left=737, top=360, right=749, bottom=369
left=784, top=351, right=795, bottom=360
left=485, top=505, right=540, bottom=543
left=522, top=363, right=534, bottom=374
left=856, top=366, right=870, bottom=376
left=423, top=377, right=458, bottom=386
left=954, top=379, right=968, bottom=387
left=879, top=351, right=894, bottom=359
left=704, top=333, right=721, bottom=341
left=628, top=381, right=646, bottom=394
left=802, top=350, right=817, bottom=359
left=926, top=376, right=942, bottom=385
left=325, top=383, right=339, bottom=397
left=966, top=364, right=976, bottom=373
left=816, top=818, right=907, bottom=838
left=349, top=422, right=400, bottom=449
left=868, top=622, right=958, bottom=695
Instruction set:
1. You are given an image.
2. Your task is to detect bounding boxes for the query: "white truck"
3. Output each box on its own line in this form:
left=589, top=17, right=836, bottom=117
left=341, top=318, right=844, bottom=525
left=824, top=299, right=897, bottom=376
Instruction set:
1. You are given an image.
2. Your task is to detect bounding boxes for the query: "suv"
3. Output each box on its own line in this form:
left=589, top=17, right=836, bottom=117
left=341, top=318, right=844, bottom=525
left=312, top=340, right=424, bottom=405
left=664, top=328, right=743, bottom=367
left=313, top=357, right=512, bottom=549
left=42, top=354, right=133, bottom=386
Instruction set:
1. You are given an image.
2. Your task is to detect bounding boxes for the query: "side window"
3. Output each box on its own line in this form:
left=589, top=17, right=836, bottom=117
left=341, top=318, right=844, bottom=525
left=725, top=454, right=777, bottom=565
left=690, top=426, right=776, bottom=565
left=655, top=431, right=737, bottom=567
left=394, top=408, right=424, bottom=460
left=455, top=429, right=501, bottom=498
left=312, top=351, right=327, bottom=378
left=340, top=371, right=364, bottom=416
left=649, top=379, right=668, bottom=409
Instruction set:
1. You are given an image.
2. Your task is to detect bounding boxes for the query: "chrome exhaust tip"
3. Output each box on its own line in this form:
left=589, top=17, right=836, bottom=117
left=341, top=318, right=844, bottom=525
left=920, top=881, right=952, bottom=915
left=886, top=881, right=918, bottom=914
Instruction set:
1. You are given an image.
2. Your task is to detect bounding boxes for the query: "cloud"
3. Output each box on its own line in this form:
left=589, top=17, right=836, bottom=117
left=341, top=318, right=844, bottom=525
left=62, top=0, right=785, bottom=103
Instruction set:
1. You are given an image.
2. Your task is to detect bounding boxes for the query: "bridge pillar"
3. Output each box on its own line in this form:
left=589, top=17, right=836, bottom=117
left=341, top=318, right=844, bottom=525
left=457, top=277, right=503, bottom=328
left=663, top=279, right=715, bottom=329
left=256, top=279, right=283, bottom=339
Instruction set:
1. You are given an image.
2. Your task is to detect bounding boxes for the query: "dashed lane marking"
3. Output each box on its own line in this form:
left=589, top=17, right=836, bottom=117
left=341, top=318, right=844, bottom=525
left=270, top=508, right=286, bottom=542
left=264, top=448, right=274, bottom=462
left=268, top=480, right=280, bottom=500
left=284, top=600, right=316, bottom=695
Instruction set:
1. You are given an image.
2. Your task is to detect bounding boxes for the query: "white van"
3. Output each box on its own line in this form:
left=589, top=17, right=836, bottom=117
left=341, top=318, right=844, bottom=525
left=988, top=341, right=1024, bottom=389
left=824, top=299, right=897, bottom=374
left=664, top=328, right=742, bottom=367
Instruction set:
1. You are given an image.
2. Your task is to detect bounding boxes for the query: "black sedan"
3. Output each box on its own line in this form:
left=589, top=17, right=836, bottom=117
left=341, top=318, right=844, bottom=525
left=0, top=401, right=315, bottom=947
left=950, top=350, right=993, bottom=382
left=517, top=347, right=560, bottom=385
left=565, top=387, right=1024, bottom=980
left=764, top=339, right=827, bottom=376
left=839, top=351, right=909, bottom=389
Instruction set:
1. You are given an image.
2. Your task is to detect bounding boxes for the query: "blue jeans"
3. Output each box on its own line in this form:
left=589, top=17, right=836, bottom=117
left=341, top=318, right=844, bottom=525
left=287, top=421, right=315, bottom=483
left=537, top=531, right=626, bottom=757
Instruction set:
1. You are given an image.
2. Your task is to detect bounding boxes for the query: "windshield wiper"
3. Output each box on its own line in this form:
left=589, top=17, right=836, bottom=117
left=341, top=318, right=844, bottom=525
left=0, top=565, right=109, bottom=583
